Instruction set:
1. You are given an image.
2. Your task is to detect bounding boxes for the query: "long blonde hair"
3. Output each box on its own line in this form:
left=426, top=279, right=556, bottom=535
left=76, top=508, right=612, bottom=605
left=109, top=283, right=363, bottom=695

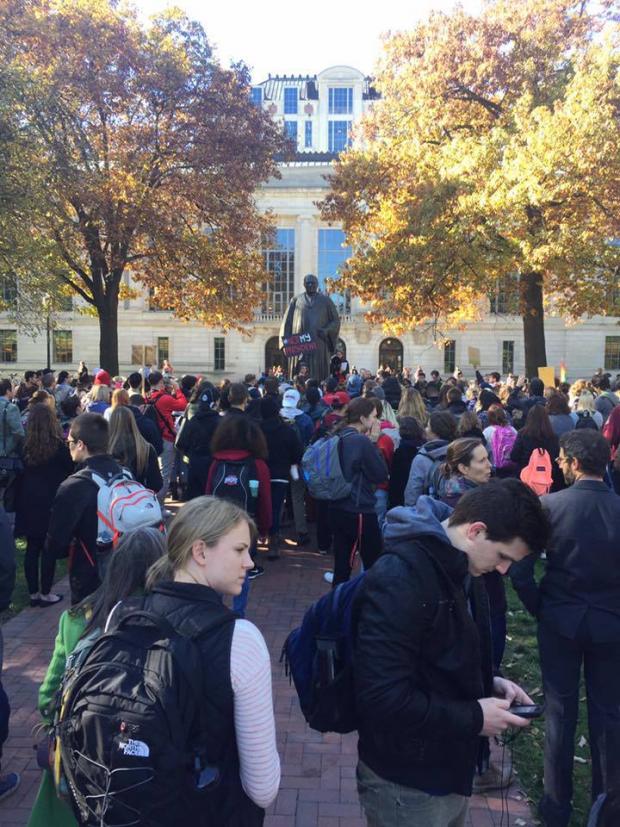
left=111, top=388, right=130, bottom=409
left=397, top=387, right=429, bottom=427
left=108, top=406, right=150, bottom=478
left=89, top=384, right=110, bottom=404
left=146, top=497, right=256, bottom=589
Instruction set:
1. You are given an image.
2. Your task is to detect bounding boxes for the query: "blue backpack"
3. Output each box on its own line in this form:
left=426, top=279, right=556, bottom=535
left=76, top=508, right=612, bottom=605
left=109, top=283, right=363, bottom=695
left=281, top=573, right=365, bottom=734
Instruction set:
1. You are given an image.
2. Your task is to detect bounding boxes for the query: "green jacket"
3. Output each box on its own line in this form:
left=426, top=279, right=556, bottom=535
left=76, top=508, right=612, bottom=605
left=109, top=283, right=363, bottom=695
left=38, top=609, right=88, bottom=722
left=29, top=609, right=88, bottom=827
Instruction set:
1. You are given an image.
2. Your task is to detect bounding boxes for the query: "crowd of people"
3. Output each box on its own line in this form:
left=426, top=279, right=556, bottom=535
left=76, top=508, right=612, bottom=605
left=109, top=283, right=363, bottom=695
left=0, top=357, right=618, bottom=826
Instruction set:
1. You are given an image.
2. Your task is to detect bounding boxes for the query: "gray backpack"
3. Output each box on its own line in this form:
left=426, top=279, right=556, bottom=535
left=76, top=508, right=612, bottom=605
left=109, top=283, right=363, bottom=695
left=302, top=435, right=352, bottom=501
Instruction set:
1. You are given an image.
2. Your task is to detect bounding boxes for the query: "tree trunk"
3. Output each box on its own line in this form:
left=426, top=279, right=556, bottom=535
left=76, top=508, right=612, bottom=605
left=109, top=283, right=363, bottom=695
left=97, top=293, right=119, bottom=375
left=520, top=271, right=547, bottom=378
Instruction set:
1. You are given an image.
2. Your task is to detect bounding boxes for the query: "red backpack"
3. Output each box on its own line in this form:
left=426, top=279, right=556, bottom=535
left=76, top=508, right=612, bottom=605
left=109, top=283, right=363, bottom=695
left=520, top=448, right=553, bottom=495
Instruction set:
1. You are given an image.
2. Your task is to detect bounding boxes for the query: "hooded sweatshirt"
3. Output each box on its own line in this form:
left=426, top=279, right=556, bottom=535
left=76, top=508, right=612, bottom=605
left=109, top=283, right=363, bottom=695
left=354, top=497, right=493, bottom=796
left=403, top=439, right=450, bottom=507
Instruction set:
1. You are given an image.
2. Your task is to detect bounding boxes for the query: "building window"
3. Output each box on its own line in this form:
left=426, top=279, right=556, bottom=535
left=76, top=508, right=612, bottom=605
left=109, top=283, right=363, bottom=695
left=328, top=87, right=353, bottom=114
left=250, top=87, right=262, bottom=106
left=490, top=274, right=519, bottom=314
left=443, top=340, right=456, bottom=374
left=157, top=337, right=169, bottom=367
left=605, top=336, right=620, bottom=371
left=214, top=337, right=225, bottom=371
left=328, top=121, right=352, bottom=153
left=53, top=330, right=73, bottom=364
left=0, top=275, right=17, bottom=306
left=378, top=338, right=403, bottom=372
left=148, top=287, right=172, bottom=311
left=285, top=121, right=298, bottom=144
left=318, top=229, right=351, bottom=316
left=57, top=293, right=73, bottom=312
left=262, top=229, right=295, bottom=316
left=283, top=87, right=298, bottom=114
left=0, top=330, right=17, bottom=362
left=304, top=120, right=312, bottom=148
left=502, top=340, right=515, bottom=374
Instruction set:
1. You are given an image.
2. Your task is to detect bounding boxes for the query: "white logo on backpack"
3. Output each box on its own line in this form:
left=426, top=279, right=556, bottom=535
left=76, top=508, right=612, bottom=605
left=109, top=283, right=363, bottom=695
left=90, top=470, right=163, bottom=546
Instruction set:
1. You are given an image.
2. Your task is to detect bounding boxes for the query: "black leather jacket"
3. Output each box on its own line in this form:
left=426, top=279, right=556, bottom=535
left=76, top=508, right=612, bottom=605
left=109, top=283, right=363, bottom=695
left=353, top=532, right=493, bottom=796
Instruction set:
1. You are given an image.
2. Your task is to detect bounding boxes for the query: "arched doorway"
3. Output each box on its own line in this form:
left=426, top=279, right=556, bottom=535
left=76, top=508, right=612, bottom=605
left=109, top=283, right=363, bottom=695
left=378, top=338, right=403, bottom=373
left=265, top=336, right=285, bottom=374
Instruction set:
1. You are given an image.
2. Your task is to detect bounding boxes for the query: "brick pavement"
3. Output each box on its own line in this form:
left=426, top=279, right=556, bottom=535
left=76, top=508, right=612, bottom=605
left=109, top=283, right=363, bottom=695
left=0, top=528, right=537, bottom=826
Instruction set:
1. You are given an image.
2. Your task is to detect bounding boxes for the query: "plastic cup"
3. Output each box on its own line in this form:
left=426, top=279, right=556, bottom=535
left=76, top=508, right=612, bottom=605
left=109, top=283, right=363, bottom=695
left=249, top=479, right=259, bottom=497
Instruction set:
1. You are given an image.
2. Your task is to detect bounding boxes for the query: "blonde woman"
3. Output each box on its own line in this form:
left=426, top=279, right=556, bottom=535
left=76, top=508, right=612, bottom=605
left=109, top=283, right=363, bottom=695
left=396, top=387, right=429, bottom=427
left=103, top=387, right=130, bottom=421
left=85, top=383, right=110, bottom=415
left=146, top=497, right=280, bottom=823
left=108, top=406, right=163, bottom=490
left=571, top=390, right=603, bottom=430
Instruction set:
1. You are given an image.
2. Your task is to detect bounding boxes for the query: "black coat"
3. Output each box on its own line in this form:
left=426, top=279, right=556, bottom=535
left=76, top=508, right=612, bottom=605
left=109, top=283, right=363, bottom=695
left=259, top=417, right=303, bottom=481
left=129, top=405, right=163, bottom=456
left=175, top=406, right=222, bottom=498
left=511, top=479, right=620, bottom=641
left=387, top=438, right=420, bottom=508
left=354, top=533, right=493, bottom=796
left=113, top=445, right=163, bottom=492
left=14, top=442, right=74, bottom=538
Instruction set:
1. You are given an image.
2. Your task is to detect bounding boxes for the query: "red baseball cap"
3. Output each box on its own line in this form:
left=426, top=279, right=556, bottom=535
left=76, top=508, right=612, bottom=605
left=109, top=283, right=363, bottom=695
left=94, top=369, right=111, bottom=386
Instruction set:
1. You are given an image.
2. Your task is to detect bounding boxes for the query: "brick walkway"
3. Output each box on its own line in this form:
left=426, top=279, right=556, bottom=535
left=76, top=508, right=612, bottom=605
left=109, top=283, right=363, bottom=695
left=0, top=529, right=536, bottom=826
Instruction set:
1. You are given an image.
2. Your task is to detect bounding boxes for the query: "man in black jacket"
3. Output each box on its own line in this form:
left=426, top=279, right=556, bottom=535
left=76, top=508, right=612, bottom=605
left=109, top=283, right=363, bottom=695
left=46, top=413, right=122, bottom=604
left=511, top=430, right=620, bottom=827
left=354, top=480, right=549, bottom=826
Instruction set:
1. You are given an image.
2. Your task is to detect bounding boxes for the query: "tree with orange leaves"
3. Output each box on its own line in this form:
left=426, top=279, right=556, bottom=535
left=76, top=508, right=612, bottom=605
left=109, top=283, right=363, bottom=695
left=322, top=0, right=620, bottom=376
left=0, top=0, right=289, bottom=373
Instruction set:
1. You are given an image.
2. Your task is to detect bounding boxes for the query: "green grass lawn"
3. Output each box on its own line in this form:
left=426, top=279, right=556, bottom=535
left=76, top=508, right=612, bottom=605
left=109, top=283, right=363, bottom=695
left=0, top=538, right=68, bottom=625
left=504, top=569, right=591, bottom=826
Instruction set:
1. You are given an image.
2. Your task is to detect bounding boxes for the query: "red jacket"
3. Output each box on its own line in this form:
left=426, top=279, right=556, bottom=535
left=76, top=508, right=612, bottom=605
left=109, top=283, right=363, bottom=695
left=376, top=431, right=395, bottom=492
left=148, top=389, right=187, bottom=443
left=205, top=449, right=272, bottom=537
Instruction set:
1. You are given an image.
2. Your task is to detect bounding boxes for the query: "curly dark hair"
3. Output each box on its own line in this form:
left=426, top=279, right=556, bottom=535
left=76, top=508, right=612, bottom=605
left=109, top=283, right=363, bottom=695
left=210, top=414, right=268, bottom=459
left=23, top=404, right=65, bottom=465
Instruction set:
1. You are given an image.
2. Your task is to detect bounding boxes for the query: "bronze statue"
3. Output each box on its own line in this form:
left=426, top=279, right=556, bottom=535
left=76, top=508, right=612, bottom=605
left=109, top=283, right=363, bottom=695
left=279, top=274, right=341, bottom=381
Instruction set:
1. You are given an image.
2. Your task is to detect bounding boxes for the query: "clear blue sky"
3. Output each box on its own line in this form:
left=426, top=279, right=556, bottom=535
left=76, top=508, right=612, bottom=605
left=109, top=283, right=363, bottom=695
left=136, top=0, right=481, bottom=82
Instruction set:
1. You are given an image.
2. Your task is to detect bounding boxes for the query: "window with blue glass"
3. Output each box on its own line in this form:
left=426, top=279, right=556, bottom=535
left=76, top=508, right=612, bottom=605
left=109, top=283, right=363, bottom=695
left=283, top=87, right=298, bottom=114
left=328, top=121, right=352, bottom=153
left=304, top=121, right=312, bottom=148
left=317, top=229, right=351, bottom=315
left=285, top=121, right=298, bottom=144
left=262, top=229, right=295, bottom=316
left=250, top=87, right=262, bottom=106
left=328, top=87, right=353, bottom=114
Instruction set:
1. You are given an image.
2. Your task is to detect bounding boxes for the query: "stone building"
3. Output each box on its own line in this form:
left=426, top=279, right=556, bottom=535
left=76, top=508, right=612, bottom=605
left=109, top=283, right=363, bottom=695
left=1, top=65, right=619, bottom=379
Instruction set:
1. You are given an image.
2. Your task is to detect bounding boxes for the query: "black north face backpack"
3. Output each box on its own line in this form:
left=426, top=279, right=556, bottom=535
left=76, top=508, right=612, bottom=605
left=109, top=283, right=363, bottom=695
left=56, top=607, right=234, bottom=827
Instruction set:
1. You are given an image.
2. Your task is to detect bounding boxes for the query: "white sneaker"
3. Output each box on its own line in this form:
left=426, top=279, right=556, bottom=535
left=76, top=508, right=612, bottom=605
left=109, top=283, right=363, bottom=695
left=323, top=571, right=334, bottom=584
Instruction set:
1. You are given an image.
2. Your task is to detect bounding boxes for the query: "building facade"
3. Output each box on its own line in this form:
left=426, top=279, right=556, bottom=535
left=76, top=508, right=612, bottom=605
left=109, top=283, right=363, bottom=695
left=1, top=65, right=619, bottom=380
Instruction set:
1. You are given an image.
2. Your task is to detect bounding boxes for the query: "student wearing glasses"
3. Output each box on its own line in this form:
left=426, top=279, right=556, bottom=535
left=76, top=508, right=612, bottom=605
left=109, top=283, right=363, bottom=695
left=46, top=413, right=122, bottom=605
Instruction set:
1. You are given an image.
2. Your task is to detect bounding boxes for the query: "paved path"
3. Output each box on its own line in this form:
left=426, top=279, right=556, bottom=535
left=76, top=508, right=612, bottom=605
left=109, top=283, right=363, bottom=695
left=0, top=529, right=536, bottom=826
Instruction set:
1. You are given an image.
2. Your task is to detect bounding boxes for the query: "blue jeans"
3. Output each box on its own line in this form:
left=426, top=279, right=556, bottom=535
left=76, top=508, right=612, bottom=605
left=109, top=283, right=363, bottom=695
left=357, top=761, right=468, bottom=827
left=374, top=489, right=389, bottom=528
